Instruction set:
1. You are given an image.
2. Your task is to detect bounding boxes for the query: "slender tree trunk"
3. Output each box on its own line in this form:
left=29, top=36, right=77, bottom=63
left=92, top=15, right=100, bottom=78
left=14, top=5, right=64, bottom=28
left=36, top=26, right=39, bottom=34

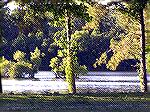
left=65, top=12, right=76, bottom=94
left=139, top=4, right=148, bottom=92
left=0, top=57, right=2, bottom=93
left=0, top=25, right=3, bottom=94
left=0, top=73, right=2, bottom=93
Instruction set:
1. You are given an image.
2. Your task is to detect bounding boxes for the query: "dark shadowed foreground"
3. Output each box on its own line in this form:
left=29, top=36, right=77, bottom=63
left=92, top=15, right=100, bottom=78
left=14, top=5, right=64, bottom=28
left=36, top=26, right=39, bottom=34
left=0, top=93, right=150, bottom=112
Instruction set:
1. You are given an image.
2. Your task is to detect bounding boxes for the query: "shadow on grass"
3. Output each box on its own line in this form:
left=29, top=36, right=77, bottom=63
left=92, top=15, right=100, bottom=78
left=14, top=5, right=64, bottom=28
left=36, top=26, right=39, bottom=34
left=0, top=92, right=150, bottom=112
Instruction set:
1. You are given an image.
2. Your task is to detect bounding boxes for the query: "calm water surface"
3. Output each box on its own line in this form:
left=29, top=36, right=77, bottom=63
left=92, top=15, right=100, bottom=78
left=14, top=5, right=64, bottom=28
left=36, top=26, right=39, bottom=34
left=2, top=71, right=150, bottom=93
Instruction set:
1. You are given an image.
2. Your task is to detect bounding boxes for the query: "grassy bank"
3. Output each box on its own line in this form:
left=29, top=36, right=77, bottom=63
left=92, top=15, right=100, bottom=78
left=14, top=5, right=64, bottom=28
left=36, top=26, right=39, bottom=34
left=0, top=93, right=150, bottom=112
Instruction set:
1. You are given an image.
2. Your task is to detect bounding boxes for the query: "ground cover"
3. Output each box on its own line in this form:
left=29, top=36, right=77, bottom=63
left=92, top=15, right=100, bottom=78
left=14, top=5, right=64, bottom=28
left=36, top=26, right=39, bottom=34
left=0, top=93, right=150, bottom=112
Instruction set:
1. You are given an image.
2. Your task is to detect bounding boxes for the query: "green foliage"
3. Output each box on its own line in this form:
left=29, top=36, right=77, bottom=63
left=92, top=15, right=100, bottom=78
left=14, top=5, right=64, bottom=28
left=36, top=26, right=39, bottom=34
left=1, top=49, right=43, bottom=79
left=83, top=3, right=108, bottom=30
left=0, top=56, right=10, bottom=77
left=0, top=57, right=9, bottom=69
left=8, top=50, right=32, bottom=78
left=0, top=54, right=32, bottom=79
left=17, top=0, right=92, bottom=29
left=53, top=30, right=68, bottom=50
left=30, top=47, right=40, bottom=60
left=30, top=47, right=41, bottom=74
left=146, top=53, right=150, bottom=73
left=50, top=28, right=88, bottom=78
left=94, top=52, right=107, bottom=68
left=13, top=50, right=26, bottom=62
left=49, top=57, right=64, bottom=74
left=116, top=0, right=147, bottom=21
left=8, top=61, right=32, bottom=79
left=73, top=62, right=88, bottom=77
left=10, top=2, right=44, bottom=33
left=71, top=30, right=88, bottom=51
left=1, top=47, right=42, bottom=79
left=94, top=3, right=141, bottom=71
left=49, top=52, right=88, bottom=78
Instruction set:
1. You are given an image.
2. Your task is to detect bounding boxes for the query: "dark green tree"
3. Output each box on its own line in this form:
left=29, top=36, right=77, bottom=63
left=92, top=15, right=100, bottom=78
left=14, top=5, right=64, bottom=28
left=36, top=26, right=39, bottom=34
left=49, top=30, right=88, bottom=79
left=30, top=47, right=42, bottom=78
left=115, top=0, right=149, bottom=92
left=95, top=0, right=149, bottom=92
left=45, top=1, right=91, bottom=94
left=9, top=0, right=92, bottom=94
left=0, top=0, right=16, bottom=93
left=0, top=0, right=11, bottom=94
left=8, top=50, right=32, bottom=78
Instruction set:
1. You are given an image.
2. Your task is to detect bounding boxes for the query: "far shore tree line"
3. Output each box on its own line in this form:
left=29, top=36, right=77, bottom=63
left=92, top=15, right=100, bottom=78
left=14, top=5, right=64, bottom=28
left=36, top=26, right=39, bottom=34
left=0, top=0, right=150, bottom=94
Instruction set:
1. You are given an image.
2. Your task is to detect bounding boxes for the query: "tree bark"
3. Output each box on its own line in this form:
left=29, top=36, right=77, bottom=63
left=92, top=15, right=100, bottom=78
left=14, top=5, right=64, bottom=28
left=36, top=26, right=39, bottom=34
left=0, top=18, right=3, bottom=93
left=65, top=12, right=76, bottom=94
left=0, top=69, right=2, bottom=93
left=0, top=57, right=3, bottom=94
left=139, top=3, right=148, bottom=92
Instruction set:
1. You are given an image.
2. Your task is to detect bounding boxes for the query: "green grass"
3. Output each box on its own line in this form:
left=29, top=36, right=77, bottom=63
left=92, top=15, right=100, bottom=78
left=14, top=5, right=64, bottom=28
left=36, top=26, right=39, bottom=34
left=0, top=93, right=150, bottom=112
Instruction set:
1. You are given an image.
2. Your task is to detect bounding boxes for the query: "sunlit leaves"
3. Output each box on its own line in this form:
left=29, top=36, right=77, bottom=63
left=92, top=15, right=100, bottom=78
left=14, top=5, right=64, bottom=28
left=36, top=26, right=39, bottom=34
left=83, top=3, right=108, bottom=30
left=94, top=3, right=141, bottom=70
left=0, top=56, right=10, bottom=75
left=146, top=53, right=150, bottom=73
left=112, top=8, right=140, bottom=34
left=8, top=61, right=32, bottom=78
left=145, top=3, right=150, bottom=53
left=53, top=30, right=68, bottom=49
left=50, top=29, right=88, bottom=78
left=94, top=52, right=107, bottom=68
left=2, top=50, right=32, bottom=78
left=10, top=3, right=44, bottom=33
left=30, top=47, right=41, bottom=73
left=116, top=0, right=146, bottom=21
left=30, top=47, right=40, bottom=60
left=1, top=47, right=42, bottom=78
left=49, top=57, right=64, bottom=73
left=13, top=50, right=26, bottom=61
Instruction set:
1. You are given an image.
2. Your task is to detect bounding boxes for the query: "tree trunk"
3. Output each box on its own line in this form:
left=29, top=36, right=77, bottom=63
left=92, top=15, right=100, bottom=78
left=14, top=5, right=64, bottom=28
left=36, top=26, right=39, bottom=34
left=0, top=69, right=2, bottom=93
left=0, top=77, right=2, bottom=93
left=139, top=4, right=148, bottom=92
left=65, top=12, right=76, bottom=94
left=0, top=22, right=3, bottom=93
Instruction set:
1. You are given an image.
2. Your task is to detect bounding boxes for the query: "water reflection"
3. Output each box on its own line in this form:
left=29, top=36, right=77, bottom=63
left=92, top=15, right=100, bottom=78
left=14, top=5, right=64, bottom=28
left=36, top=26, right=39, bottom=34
left=2, top=72, right=150, bottom=93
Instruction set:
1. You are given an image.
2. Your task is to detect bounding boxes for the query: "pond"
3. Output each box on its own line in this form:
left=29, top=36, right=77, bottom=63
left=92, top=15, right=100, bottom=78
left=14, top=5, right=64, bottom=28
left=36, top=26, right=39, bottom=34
left=2, top=71, right=150, bottom=93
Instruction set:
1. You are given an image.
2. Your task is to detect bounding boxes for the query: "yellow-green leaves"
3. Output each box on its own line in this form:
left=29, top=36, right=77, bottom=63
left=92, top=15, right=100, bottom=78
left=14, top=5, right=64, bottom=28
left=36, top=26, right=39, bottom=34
left=146, top=53, right=150, bottom=73
left=50, top=57, right=62, bottom=73
left=94, top=52, right=107, bottom=68
left=8, top=61, right=32, bottom=79
left=94, top=3, right=141, bottom=71
left=83, top=3, right=108, bottom=30
left=0, top=56, right=9, bottom=68
left=145, top=3, right=150, bottom=52
left=13, top=50, right=26, bottom=62
left=30, top=47, right=41, bottom=73
left=30, top=47, right=40, bottom=60
left=0, top=56, right=9, bottom=75
left=1, top=47, right=42, bottom=78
